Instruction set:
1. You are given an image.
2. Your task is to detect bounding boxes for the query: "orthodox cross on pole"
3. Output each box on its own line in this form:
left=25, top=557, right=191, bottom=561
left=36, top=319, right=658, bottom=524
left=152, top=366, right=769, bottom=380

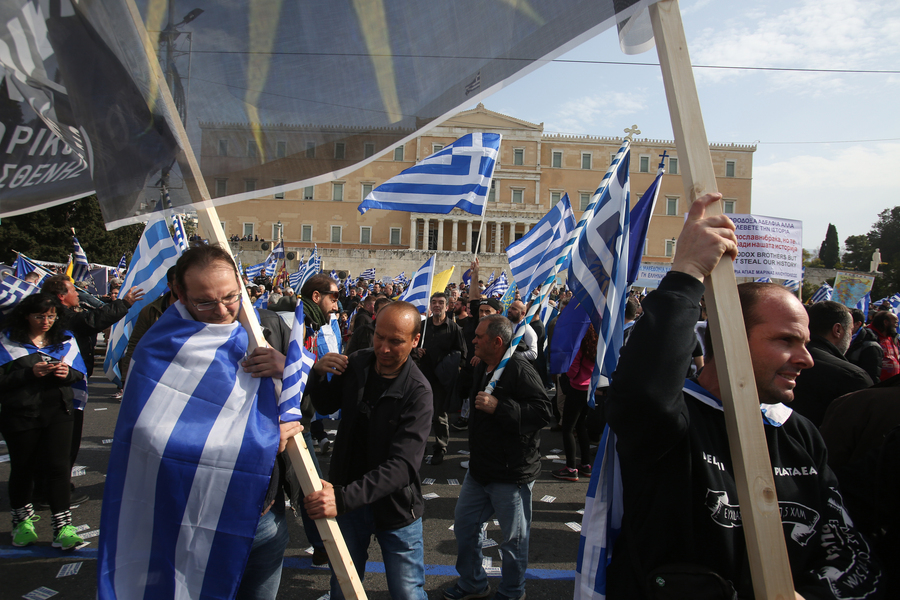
left=624, top=124, right=641, bottom=140
left=658, top=149, right=669, bottom=170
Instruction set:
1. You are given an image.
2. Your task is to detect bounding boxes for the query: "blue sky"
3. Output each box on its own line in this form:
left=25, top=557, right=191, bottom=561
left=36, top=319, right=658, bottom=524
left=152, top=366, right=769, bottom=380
left=474, top=0, right=900, bottom=253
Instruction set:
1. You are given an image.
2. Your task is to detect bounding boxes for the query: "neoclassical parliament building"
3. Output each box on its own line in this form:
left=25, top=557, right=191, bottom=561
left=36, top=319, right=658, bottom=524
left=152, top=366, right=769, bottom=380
left=202, top=104, right=755, bottom=282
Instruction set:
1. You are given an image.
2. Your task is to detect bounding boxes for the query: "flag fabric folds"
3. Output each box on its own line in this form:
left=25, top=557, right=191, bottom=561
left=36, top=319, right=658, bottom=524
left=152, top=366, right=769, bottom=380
left=294, top=246, right=321, bottom=292
left=281, top=301, right=316, bottom=422
left=171, top=215, right=188, bottom=252
left=499, top=282, right=518, bottom=315
left=103, top=215, right=182, bottom=386
left=264, top=254, right=278, bottom=278
left=71, top=236, right=91, bottom=282
left=627, top=163, right=664, bottom=285
left=568, top=148, right=631, bottom=399
left=254, top=290, right=269, bottom=310
left=856, top=292, right=871, bottom=320
left=117, top=254, right=128, bottom=272
left=358, top=133, right=501, bottom=216
left=360, top=268, right=376, bottom=281
left=15, top=255, right=50, bottom=284
left=399, top=256, right=436, bottom=314
left=98, top=302, right=279, bottom=600
left=810, top=283, right=833, bottom=303
left=271, top=241, right=286, bottom=260
left=483, top=272, right=509, bottom=299
left=890, top=293, right=900, bottom=313
left=0, top=328, right=88, bottom=410
left=0, top=275, right=39, bottom=315
left=431, top=267, right=455, bottom=297
left=507, top=193, right=576, bottom=299
left=783, top=279, right=800, bottom=292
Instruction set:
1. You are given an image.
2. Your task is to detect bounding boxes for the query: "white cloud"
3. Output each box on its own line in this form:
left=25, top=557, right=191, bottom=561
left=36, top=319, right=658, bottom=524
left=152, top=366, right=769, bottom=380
left=752, top=142, right=900, bottom=247
left=689, top=0, right=900, bottom=92
left=543, top=91, right=649, bottom=134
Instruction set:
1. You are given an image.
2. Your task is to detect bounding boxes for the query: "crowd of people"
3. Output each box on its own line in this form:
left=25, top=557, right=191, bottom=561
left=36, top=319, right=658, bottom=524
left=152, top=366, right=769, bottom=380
left=2, top=197, right=898, bottom=599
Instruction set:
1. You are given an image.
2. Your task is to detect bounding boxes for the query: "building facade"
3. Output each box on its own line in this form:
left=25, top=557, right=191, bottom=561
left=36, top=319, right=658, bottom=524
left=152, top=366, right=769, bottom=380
left=203, top=104, right=755, bottom=281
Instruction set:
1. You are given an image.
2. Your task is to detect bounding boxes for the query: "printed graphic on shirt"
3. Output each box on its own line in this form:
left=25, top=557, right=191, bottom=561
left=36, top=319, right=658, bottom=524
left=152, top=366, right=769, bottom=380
left=705, top=490, right=820, bottom=545
left=815, top=488, right=880, bottom=600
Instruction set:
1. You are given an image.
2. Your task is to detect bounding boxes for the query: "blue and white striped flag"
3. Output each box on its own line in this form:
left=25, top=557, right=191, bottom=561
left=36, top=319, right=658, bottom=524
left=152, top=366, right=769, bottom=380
left=507, top=193, right=576, bottom=300
left=755, top=277, right=772, bottom=283
left=264, top=254, right=278, bottom=277
left=569, top=146, right=631, bottom=400
left=172, top=214, right=188, bottom=252
left=358, top=133, right=501, bottom=216
left=810, top=283, right=833, bottom=303
left=483, top=271, right=509, bottom=299
left=245, top=261, right=266, bottom=279
left=783, top=279, right=800, bottom=292
left=15, top=255, right=51, bottom=285
left=103, top=215, right=182, bottom=386
left=856, top=292, right=870, bottom=320
left=295, top=246, right=321, bottom=291
left=280, top=301, right=316, bottom=421
left=288, top=269, right=303, bottom=291
left=330, top=270, right=339, bottom=281
left=360, top=267, right=376, bottom=281
left=72, top=236, right=91, bottom=282
left=98, top=302, right=279, bottom=600
left=271, top=240, right=285, bottom=259
left=117, top=254, right=128, bottom=272
left=890, top=293, right=900, bottom=313
left=0, top=330, right=88, bottom=409
left=539, top=301, right=558, bottom=327
left=0, top=275, right=39, bottom=315
left=399, top=255, right=435, bottom=314
left=254, top=289, right=269, bottom=310
left=393, top=272, right=406, bottom=286
left=485, top=271, right=495, bottom=287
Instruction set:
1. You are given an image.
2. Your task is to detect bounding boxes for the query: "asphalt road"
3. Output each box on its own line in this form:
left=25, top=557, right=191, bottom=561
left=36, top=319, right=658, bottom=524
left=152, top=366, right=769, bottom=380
left=1, top=360, right=595, bottom=600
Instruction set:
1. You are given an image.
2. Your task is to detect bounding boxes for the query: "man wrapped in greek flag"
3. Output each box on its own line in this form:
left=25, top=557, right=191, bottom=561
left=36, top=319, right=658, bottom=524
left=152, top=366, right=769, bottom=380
left=99, top=246, right=299, bottom=600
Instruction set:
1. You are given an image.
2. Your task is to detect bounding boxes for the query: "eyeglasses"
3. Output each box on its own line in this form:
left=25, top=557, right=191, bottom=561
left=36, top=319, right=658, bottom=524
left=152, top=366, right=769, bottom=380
left=319, top=290, right=340, bottom=299
left=188, top=293, right=242, bottom=311
left=30, top=315, right=57, bottom=322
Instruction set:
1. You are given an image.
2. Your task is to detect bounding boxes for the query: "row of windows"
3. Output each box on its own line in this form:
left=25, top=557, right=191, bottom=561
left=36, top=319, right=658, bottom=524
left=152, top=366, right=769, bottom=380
left=218, top=139, right=395, bottom=162
left=236, top=222, right=403, bottom=245
left=510, top=149, right=738, bottom=178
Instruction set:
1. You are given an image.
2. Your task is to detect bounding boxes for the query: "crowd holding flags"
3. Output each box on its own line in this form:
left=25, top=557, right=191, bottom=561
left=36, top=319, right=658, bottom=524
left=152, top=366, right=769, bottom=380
left=171, top=215, right=189, bottom=252
left=507, top=193, right=576, bottom=299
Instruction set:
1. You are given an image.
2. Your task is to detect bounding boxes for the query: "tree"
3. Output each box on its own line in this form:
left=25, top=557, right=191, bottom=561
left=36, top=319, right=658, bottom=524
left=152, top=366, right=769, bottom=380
left=818, top=224, right=840, bottom=269
left=866, top=207, right=900, bottom=299
left=842, top=234, right=873, bottom=272
left=0, top=196, right=143, bottom=268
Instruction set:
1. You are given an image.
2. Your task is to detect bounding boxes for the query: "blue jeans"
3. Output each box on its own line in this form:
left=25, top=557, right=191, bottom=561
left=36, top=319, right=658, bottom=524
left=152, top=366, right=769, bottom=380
left=454, top=473, right=534, bottom=598
left=237, top=504, right=290, bottom=600
left=329, top=505, right=427, bottom=600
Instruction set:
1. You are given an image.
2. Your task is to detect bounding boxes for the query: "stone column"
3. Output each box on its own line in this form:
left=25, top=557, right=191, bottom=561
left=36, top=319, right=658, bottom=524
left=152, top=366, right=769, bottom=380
left=466, top=220, right=473, bottom=252
left=493, top=222, right=502, bottom=254
left=437, top=218, right=445, bottom=251
left=410, top=215, right=417, bottom=250
left=451, top=220, right=459, bottom=252
left=422, top=217, right=430, bottom=250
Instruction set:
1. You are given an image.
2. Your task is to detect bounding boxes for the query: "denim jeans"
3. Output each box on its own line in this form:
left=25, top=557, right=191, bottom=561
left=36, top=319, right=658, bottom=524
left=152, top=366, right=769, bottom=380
left=329, top=505, right=427, bottom=600
left=454, top=473, right=534, bottom=598
left=236, top=504, right=290, bottom=600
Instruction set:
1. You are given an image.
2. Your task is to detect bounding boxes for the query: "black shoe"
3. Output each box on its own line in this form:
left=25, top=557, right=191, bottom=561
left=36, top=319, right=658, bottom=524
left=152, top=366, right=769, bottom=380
left=312, top=547, right=329, bottom=566
left=431, top=449, right=445, bottom=465
left=451, top=418, right=468, bottom=431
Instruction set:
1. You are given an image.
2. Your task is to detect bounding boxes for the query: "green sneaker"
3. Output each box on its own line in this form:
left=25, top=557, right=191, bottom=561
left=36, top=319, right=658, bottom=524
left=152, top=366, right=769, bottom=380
left=52, top=524, right=83, bottom=550
left=12, top=515, right=39, bottom=547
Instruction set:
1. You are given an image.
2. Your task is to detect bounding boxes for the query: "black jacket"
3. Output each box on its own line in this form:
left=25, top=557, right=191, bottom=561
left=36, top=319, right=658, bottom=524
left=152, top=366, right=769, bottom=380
left=605, top=271, right=883, bottom=600
left=309, top=349, right=433, bottom=531
left=846, top=327, right=884, bottom=383
left=790, top=336, right=873, bottom=427
left=468, top=352, right=552, bottom=485
left=0, top=350, right=84, bottom=427
left=61, top=301, right=130, bottom=377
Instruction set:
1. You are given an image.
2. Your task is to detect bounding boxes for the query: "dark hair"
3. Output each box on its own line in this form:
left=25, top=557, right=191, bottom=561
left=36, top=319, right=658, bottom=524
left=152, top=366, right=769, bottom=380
left=300, top=274, right=336, bottom=299
left=849, top=308, right=865, bottom=325
left=41, top=274, right=71, bottom=298
left=174, top=245, right=238, bottom=293
left=377, top=301, right=422, bottom=337
left=580, top=324, right=598, bottom=362
left=482, top=314, right=513, bottom=346
left=872, top=310, right=896, bottom=332
left=807, top=301, right=851, bottom=338
left=430, top=292, right=448, bottom=302
left=624, top=296, right=639, bottom=320
left=374, top=296, right=394, bottom=314
left=5, top=293, right=70, bottom=348
left=166, top=266, right=177, bottom=285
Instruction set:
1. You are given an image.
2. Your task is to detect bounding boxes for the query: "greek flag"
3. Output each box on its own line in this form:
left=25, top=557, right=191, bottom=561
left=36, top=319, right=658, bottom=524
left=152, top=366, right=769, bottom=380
left=360, top=267, right=376, bottom=281
left=103, top=215, right=182, bottom=386
left=330, top=270, right=339, bottom=281
left=0, top=330, right=88, bottom=410
left=98, top=302, right=280, bottom=600
left=783, top=279, right=800, bottom=292
left=507, top=193, right=576, bottom=299
left=280, top=301, right=316, bottom=421
left=271, top=241, right=285, bottom=259
left=245, top=261, right=266, bottom=279
left=171, top=215, right=188, bottom=251
left=295, top=246, right=321, bottom=291
left=358, top=133, right=501, bottom=215
left=117, top=254, right=128, bottom=271
left=288, top=269, right=303, bottom=291
left=627, top=162, right=664, bottom=286
left=485, top=271, right=495, bottom=287
left=483, top=271, right=509, bottom=299
left=399, top=255, right=435, bottom=314
left=72, top=236, right=91, bottom=282
left=539, top=301, right=558, bottom=327
left=15, top=255, right=50, bottom=284
left=254, top=289, right=269, bottom=309
left=856, top=292, right=870, bottom=320
left=755, top=277, right=772, bottom=283
left=264, top=254, right=278, bottom=278
left=810, top=283, right=833, bottom=303
left=891, top=293, right=900, bottom=313
left=393, top=272, right=407, bottom=286
left=0, top=275, right=39, bottom=315
left=568, top=146, right=630, bottom=401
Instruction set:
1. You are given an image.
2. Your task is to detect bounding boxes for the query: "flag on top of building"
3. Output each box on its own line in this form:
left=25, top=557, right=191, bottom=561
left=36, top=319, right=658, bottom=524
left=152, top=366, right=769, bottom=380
left=506, top=193, right=576, bottom=299
left=398, top=255, right=436, bottom=315
left=358, top=133, right=501, bottom=216
left=104, top=214, right=183, bottom=386
left=71, top=235, right=91, bottom=282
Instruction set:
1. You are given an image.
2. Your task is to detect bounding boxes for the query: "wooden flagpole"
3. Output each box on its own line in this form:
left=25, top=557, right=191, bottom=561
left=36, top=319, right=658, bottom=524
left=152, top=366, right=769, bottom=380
left=649, top=2, right=795, bottom=598
left=122, top=2, right=366, bottom=597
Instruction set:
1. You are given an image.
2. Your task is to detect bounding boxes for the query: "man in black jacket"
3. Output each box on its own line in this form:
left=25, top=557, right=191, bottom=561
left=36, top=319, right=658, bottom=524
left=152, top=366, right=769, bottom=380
left=445, top=314, right=552, bottom=600
left=304, top=301, right=433, bottom=600
left=791, top=301, right=873, bottom=427
left=602, top=194, right=882, bottom=599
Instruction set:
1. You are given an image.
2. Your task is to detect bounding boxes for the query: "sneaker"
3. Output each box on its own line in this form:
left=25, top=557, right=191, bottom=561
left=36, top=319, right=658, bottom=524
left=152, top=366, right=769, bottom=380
left=460, top=460, right=469, bottom=469
left=431, top=448, right=446, bottom=465
left=443, top=583, right=491, bottom=600
left=312, top=547, right=329, bottom=566
left=450, top=418, right=469, bottom=431
left=319, top=439, right=331, bottom=455
left=551, top=467, right=579, bottom=482
left=578, top=464, right=593, bottom=477
left=12, top=515, right=39, bottom=547
left=52, top=524, right=83, bottom=550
